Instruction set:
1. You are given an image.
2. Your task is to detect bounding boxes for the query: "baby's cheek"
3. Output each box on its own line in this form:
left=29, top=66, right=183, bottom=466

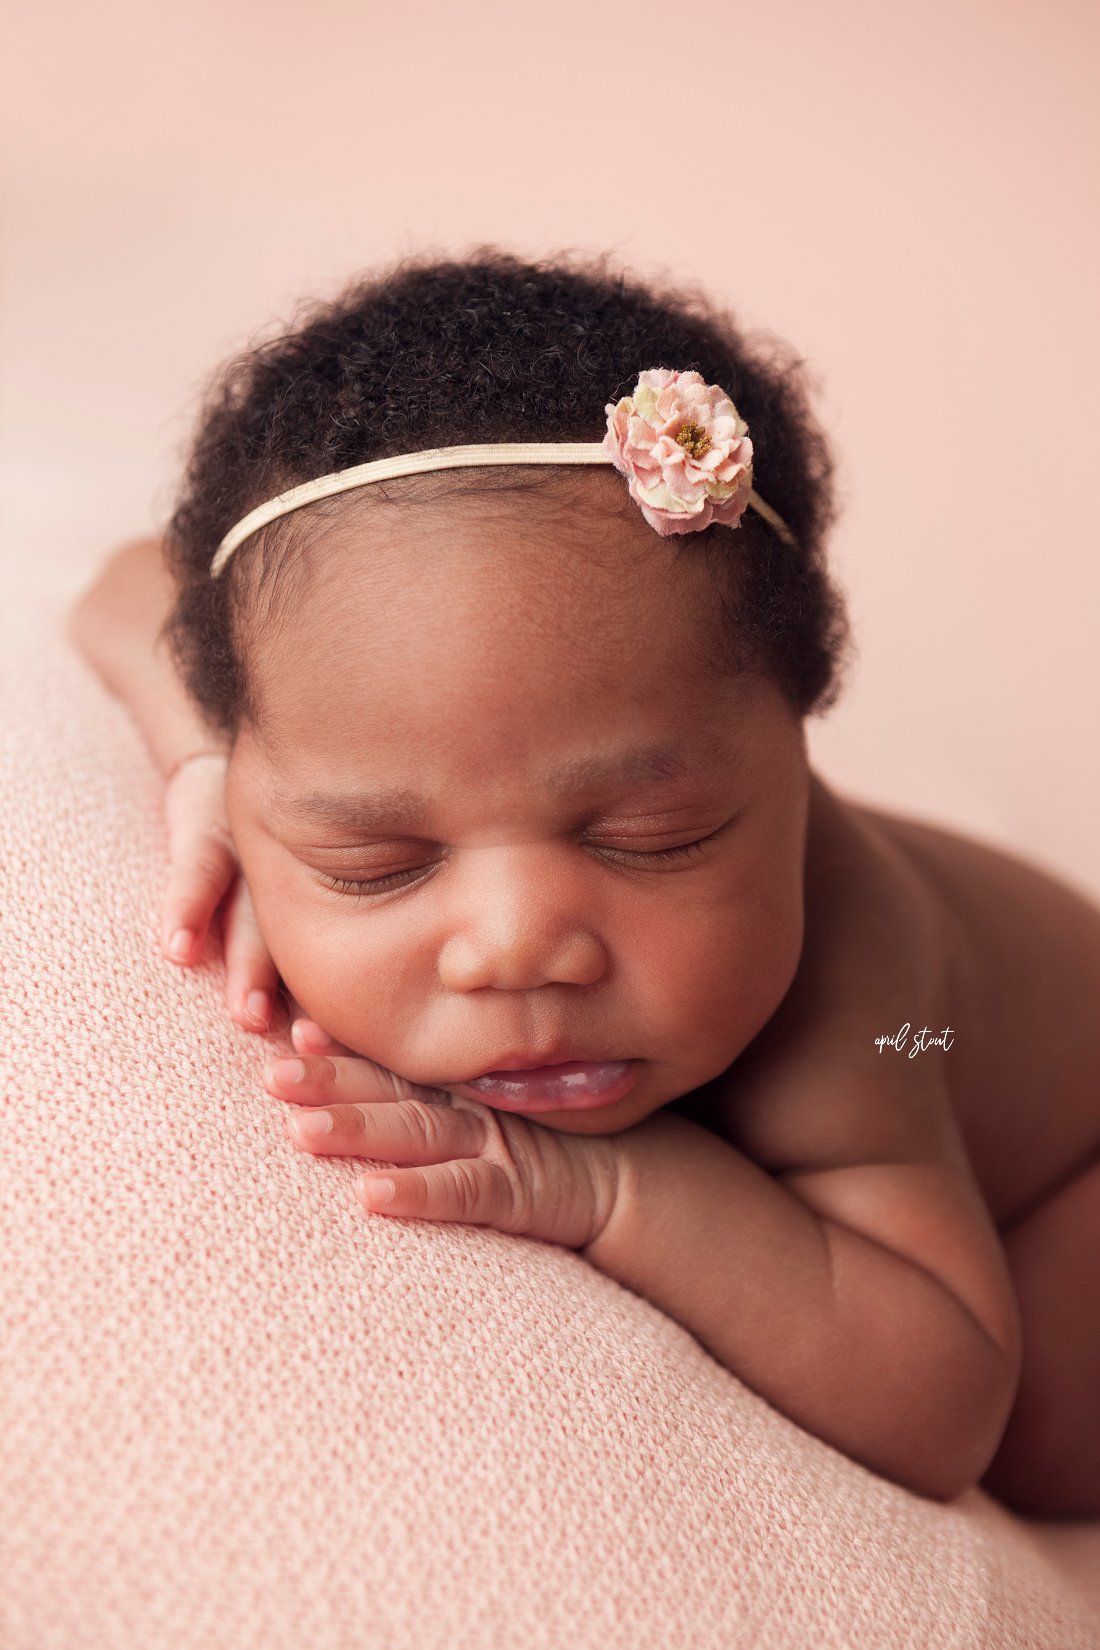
left=235, top=881, right=353, bottom=1030
left=650, top=899, right=799, bottom=1079
left=282, top=926, right=423, bottom=1062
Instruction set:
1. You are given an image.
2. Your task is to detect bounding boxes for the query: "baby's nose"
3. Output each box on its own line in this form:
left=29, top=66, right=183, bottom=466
left=435, top=848, right=608, bottom=993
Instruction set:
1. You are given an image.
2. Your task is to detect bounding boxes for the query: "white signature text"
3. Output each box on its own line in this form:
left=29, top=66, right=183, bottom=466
left=874, top=1022, right=955, bottom=1057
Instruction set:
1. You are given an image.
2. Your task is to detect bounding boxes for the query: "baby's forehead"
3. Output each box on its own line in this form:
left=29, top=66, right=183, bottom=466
left=248, top=494, right=712, bottom=687
left=290, top=470, right=645, bottom=570
left=246, top=631, right=769, bottom=786
left=239, top=482, right=745, bottom=752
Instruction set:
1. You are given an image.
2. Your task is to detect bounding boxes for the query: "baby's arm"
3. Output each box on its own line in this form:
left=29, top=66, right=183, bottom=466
left=584, top=1072, right=1022, bottom=1503
left=68, top=534, right=227, bottom=777
left=68, top=536, right=284, bottom=1032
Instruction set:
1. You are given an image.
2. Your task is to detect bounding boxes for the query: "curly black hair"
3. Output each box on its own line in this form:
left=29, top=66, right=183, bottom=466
left=161, top=245, right=854, bottom=737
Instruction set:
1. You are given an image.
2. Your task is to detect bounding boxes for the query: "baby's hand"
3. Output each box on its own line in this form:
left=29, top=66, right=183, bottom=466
left=160, top=751, right=286, bottom=1036
left=264, top=1051, right=623, bottom=1249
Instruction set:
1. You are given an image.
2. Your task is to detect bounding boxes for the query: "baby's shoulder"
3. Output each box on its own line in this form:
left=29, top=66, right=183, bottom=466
left=703, top=774, right=967, bottom=1176
left=703, top=774, right=1100, bottom=1227
left=847, top=788, right=1100, bottom=1220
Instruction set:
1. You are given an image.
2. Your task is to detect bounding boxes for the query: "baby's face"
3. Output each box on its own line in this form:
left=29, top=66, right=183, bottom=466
left=225, top=481, right=810, bottom=1134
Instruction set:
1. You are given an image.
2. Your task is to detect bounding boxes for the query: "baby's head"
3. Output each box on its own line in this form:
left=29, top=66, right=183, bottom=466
left=163, top=248, right=852, bottom=1133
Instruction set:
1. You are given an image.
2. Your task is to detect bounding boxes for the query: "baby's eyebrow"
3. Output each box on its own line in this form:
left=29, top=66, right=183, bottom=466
left=267, top=742, right=714, bottom=831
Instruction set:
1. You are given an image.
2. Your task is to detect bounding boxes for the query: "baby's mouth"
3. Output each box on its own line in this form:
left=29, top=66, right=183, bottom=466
left=448, top=1059, right=640, bottom=1111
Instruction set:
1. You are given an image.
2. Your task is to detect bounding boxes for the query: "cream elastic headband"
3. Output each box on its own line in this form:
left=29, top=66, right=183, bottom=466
left=210, top=368, right=797, bottom=578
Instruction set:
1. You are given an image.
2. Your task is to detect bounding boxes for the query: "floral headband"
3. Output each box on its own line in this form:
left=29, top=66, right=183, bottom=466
left=209, top=367, right=797, bottom=578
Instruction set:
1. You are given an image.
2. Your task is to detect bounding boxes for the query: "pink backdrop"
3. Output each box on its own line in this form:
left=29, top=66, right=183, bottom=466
left=4, top=0, right=1098, bottom=899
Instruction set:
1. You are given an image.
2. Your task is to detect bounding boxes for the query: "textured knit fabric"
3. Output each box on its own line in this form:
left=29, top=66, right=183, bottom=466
left=2, top=554, right=1099, bottom=1649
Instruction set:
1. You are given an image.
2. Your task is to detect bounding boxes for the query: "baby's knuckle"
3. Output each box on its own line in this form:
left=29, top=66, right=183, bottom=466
left=382, top=1066, right=426, bottom=1103
left=488, top=1112, right=531, bottom=1177
left=399, top=1099, right=439, bottom=1153
left=202, top=818, right=236, bottom=852
left=164, top=887, right=202, bottom=922
left=488, top=1159, right=526, bottom=1231
left=186, top=818, right=230, bottom=858
left=419, top=1098, right=483, bottom=1157
left=227, top=897, right=261, bottom=940
left=448, top=1157, right=486, bottom=1218
left=191, top=845, right=231, bottom=885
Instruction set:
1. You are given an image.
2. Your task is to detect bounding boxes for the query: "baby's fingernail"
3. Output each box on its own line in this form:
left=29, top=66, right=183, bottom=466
left=246, top=990, right=270, bottom=1028
left=169, top=929, right=194, bottom=962
left=268, top=1057, right=305, bottom=1085
left=359, top=1176, right=395, bottom=1205
left=290, top=1109, right=332, bottom=1139
left=295, top=1020, right=328, bottom=1047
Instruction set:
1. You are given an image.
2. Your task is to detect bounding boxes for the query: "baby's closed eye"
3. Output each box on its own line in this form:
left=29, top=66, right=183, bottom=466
left=311, top=823, right=733, bottom=899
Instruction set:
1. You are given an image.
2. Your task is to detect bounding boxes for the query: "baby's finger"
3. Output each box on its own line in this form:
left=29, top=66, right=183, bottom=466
left=354, top=1153, right=518, bottom=1229
left=161, top=821, right=238, bottom=964
left=222, top=873, right=284, bottom=1034
left=264, top=1053, right=448, bottom=1110
left=291, top=1019, right=356, bottom=1057
left=284, top=1098, right=482, bottom=1166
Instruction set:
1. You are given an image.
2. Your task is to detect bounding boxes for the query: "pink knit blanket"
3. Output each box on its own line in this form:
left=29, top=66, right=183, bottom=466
left=2, top=562, right=1098, bottom=1648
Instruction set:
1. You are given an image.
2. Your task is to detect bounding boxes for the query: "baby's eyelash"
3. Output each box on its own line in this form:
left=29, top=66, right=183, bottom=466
left=594, top=838, right=709, bottom=869
left=319, top=868, right=429, bottom=898
left=317, top=835, right=717, bottom=899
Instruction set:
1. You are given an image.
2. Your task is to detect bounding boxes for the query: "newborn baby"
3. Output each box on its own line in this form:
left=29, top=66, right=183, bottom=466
left=69, top=250, right=1100, bottom=1521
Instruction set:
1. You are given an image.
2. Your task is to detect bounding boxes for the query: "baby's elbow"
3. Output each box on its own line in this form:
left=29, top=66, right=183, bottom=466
left=893, top=1330, right=1021, bottom=1505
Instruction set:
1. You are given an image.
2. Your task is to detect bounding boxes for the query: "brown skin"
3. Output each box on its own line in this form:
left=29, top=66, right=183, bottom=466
left=820, top=792, right=1100, bottom=1518
left=225, top=483, right=810, bottom=1137
left=223, top=479, right=1100, bottom=1518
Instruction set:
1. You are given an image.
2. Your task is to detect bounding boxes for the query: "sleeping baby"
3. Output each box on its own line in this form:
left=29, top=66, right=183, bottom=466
left=70, top=248, right=1100, bottom=1519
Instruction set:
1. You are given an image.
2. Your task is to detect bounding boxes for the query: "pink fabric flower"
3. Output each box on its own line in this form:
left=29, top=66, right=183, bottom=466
left=603, top=368, right=754, bottom=537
